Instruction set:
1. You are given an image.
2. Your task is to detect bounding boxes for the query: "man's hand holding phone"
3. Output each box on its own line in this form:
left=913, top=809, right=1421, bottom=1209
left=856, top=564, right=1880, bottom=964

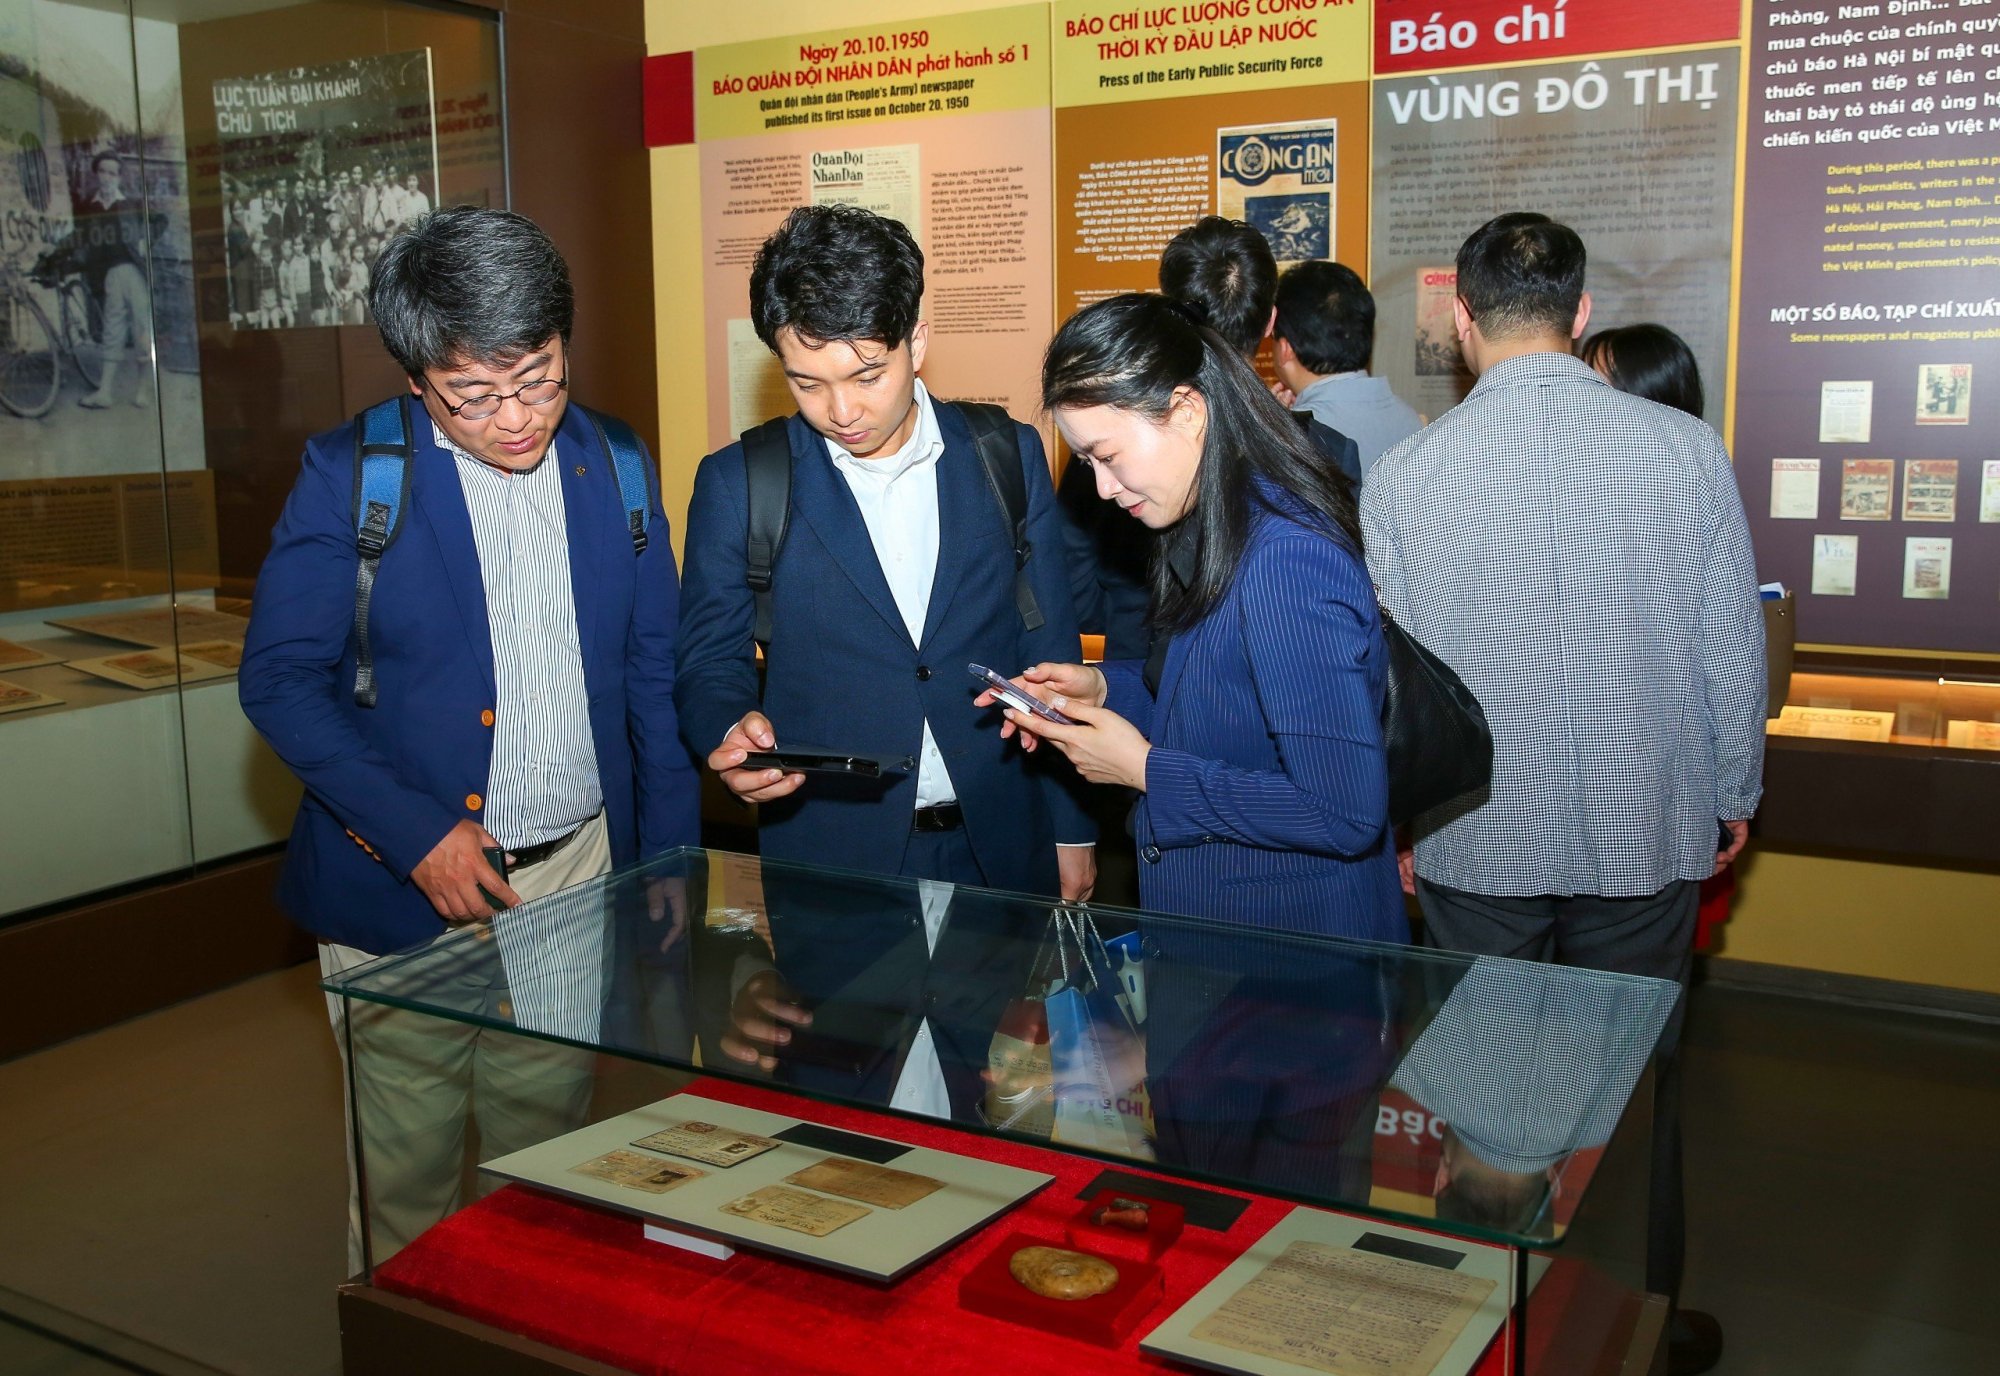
left=710, top=711, right=807, bottom=802
left=412, top=818, right=520, bottom=922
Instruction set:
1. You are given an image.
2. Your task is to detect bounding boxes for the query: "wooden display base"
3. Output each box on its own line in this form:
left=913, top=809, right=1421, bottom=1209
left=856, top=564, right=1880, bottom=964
left=340, top=1275, right=1667, bottom=1376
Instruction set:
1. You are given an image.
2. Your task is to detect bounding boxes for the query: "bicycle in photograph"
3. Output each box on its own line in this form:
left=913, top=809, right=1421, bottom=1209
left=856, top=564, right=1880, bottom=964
left=0, top=243, right=112, bottom=419
left=46, top=259, right=106, bottom=395
left=0, top=254, right=61, bottom=419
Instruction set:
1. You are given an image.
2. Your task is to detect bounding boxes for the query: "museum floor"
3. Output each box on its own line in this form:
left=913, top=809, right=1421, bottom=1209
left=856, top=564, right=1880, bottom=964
left=0, top=963, right=1994, bottom=1376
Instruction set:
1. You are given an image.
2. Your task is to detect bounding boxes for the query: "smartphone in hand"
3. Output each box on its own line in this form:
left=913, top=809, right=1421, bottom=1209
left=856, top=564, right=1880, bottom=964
left=970, top=662, right=1076, bottom=725
left=479, top=845, right=510, bottom=912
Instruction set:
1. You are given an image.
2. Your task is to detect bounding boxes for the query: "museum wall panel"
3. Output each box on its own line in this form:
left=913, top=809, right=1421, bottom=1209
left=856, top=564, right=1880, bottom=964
left=642, top=0, right=2000, bottom=994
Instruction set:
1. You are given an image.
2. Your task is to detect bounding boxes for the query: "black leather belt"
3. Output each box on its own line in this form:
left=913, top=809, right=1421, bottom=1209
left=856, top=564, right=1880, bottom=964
left=508, top=821, right=585, bottom=870
left=912, top=803, right=963, bottom=833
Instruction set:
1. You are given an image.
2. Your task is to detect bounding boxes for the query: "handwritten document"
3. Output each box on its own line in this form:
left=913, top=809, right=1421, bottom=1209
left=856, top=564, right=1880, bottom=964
left=1191, top=1240, right=1495, bottom=1376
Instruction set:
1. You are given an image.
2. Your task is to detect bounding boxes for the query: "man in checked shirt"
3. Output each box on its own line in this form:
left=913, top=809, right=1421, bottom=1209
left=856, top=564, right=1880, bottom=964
left=1361, top=213, right=1763, bottom=1376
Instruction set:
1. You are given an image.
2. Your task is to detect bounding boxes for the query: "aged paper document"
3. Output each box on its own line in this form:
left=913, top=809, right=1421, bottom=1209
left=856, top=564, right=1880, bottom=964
left=786, top=1157, right=944, bottom=1210
left=720, top=1185, right=870, bottom=1237
left=1810, top=534, right=1858, bottom=596
left=0, top=638, right=63, bottom=671
left=47, top=606, right=250, bottom=647
left=68, top=651, right=187, bottom=690
left=0, top=678, right=63, bottom=715
left=1839, top=459, right=1894, bottom=520
left=569, top=1150, right=706, bottom=1195
left=1902, top=460, right=1958, bottom=522
left=1818, top=380, right=1873, bottom=443
left=1189, top=1240, right=1495, bottom=1376
left=1768, top=706, right=1895, bottom=743
left=631, top=1120, right=780, bottom=1168
left=1946, top=720, right=2000, bottom=751
left=1914, top=363, right=1971, bottom=424
left=1768, top=459, right=1820, bottom=520
left=179, top=640, right=244, bottom=670
left=1903, top=537, right=1952, bottom=600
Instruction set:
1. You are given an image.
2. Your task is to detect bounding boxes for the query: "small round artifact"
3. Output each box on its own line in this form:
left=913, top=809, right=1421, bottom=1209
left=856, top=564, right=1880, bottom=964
left=1009, top=1245, right=1119, bottom=1300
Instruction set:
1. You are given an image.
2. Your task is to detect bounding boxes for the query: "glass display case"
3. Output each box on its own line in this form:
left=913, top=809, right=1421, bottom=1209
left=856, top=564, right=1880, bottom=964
left=1768, top=656, right=2000, bottom=751
left=1760, top=651, right=2000, bottom=864
left=0, top=0, right=504, bottom=920
left=328, top=848, right=1676, bottom=1376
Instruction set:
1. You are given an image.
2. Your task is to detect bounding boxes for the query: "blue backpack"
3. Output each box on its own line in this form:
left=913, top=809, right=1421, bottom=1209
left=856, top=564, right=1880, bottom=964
left=347, top=395, right=653, bottom=707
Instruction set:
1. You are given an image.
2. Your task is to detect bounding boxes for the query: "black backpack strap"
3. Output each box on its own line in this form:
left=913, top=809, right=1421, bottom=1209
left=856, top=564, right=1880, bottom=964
left=350, top=397, right=413, bottom=708
left=740, top=416, right=794, bottom=648
left=951, top=401, right=1043, bottom=632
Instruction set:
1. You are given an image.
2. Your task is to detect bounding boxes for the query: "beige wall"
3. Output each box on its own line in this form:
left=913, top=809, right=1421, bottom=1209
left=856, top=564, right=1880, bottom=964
left=646, top=0, right=1015, bottom=554
left=645, top=1, right=2000, bottom=996
left=1725, top=849, right=2000, bottom=995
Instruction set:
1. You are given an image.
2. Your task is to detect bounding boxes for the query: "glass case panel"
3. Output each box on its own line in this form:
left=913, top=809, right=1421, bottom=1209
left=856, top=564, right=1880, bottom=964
left=330, top=846, right=1674, bottom=1374
left=1768, top=657, right=2000, bottom=751
left=0, top=0, right=503, bottom=919
left=2, top=0, right=193, bottom=915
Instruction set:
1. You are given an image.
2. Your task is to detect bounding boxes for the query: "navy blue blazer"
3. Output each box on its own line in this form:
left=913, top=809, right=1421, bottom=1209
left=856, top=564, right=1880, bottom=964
left=1060, top=414, right=1362, bottom=661
left=239, top=396, right=701, bottom=955
left=1105, top=482, right=1406, bottom=942
left=676, top=406, right=1092, bottom=896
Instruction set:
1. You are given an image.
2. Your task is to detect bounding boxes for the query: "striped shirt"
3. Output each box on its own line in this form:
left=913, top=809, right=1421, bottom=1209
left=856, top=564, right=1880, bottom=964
left=1362, top=352, right=1765, bottom=898
left=492, top=874, right=607, bottom=1044
left=444, top=421, right=602, bottom=848
left=1390, top=956, right=1676, bottom=1174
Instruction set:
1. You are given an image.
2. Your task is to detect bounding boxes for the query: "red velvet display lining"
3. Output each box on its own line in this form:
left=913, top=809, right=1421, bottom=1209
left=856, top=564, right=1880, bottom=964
left=374, top=1079, right=1608, bottom=1375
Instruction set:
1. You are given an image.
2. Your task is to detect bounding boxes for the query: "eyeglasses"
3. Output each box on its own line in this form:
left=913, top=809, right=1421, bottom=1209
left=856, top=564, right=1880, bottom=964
left=428, top=375, right=567, bottom=421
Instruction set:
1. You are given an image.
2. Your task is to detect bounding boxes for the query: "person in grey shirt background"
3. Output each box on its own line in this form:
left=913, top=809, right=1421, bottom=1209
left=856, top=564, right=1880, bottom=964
left=1271, top=259, right=1424, bottom=475
left=1361, top=211, right=1764, bottom=1376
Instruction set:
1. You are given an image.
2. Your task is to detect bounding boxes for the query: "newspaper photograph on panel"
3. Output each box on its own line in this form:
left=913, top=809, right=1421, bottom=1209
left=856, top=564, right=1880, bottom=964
left=1216, top=118, right=1335, bottom=269
left=211, top=49, right=438, bottom=330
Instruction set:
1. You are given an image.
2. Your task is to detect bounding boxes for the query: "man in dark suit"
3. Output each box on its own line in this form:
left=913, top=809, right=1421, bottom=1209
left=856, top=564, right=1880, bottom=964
left=677, top=204, right=1094, bottom=902
left=678, top=206, right=1092, bottom=1120
left=240, top=207, right=699, bottom=1264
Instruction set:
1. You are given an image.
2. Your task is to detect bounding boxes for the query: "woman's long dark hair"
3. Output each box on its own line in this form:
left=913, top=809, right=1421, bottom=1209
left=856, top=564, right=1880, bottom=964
left=1043, top=292, right=1363, bottom=634
left=1579, top=323, right=1704, bottom=418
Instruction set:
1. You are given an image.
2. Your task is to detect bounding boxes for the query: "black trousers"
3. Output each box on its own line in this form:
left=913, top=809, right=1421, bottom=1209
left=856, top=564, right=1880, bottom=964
left=1415, top=877, right=1698, bottom=1303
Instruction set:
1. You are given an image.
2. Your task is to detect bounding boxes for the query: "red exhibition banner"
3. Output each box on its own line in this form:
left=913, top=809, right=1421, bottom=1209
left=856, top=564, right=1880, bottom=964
left=1372, top=0, right=1741, bottom=74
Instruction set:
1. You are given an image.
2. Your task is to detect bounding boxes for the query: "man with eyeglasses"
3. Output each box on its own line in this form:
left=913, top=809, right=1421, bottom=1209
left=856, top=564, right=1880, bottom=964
left=240, top=206, right=699, bottom=1267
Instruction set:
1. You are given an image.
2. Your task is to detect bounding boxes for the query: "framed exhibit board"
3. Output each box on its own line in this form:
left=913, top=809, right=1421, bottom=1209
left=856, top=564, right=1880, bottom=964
left=1141, top=1207, right=1550, bottom=1376
left=694, top=6, right=1054, bottom=448
left=482, top=1092, right=1053, bottom=1281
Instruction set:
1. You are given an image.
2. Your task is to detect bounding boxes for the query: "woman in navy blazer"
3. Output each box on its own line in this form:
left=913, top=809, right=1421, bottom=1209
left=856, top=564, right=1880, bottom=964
left=993, top=294, right=1407, bottom=943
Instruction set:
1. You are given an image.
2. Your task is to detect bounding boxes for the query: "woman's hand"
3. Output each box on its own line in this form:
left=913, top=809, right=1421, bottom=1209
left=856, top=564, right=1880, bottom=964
left=973, top=662, right=1107, bottom=750
left=1005, top=700, right=1151, bottom=790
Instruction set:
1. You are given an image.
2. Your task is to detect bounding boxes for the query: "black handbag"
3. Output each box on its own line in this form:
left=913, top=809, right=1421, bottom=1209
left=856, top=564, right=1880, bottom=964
left=1378, top=602, right=1493, bottom=826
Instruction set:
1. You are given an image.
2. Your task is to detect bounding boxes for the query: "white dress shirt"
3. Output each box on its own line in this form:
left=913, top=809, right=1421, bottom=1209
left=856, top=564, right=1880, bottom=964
left=822, top=380, right=956, bottom=808
left=442, top=421, right=603, bottom=848
left=887, top=878, right=954, bottom=1119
